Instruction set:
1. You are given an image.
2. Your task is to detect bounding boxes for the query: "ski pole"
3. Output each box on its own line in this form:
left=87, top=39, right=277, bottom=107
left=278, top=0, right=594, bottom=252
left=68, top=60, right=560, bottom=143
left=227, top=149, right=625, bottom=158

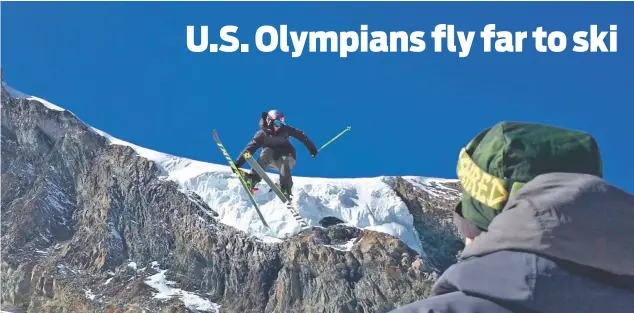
left=318, top=126, right=351, bottom=152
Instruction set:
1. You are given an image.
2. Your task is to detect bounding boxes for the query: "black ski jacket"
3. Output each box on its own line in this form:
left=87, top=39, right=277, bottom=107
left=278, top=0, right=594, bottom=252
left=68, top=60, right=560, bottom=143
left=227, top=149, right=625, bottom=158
left=234, top=112, right=318, bottom=168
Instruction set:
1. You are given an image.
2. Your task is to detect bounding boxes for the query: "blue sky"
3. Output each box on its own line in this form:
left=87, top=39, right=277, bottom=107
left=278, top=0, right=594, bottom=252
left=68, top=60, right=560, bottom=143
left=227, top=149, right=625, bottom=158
left=2, top=1, right=633, bottom=192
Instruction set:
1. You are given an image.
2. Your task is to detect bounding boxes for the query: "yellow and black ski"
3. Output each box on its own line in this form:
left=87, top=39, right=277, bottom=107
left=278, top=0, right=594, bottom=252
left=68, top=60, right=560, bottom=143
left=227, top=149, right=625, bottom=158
left=243, top=151, right=308, bottom=229
left=212, top=130, right=270, bottom=228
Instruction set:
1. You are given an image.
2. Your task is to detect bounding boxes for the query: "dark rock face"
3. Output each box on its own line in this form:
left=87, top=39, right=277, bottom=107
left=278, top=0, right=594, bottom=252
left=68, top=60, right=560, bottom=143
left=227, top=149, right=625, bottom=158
left=1, top=83, right=463, bottom=313
left=318, top=216, right=346, bottom=227
left=392, top=178, right=464, bottom=272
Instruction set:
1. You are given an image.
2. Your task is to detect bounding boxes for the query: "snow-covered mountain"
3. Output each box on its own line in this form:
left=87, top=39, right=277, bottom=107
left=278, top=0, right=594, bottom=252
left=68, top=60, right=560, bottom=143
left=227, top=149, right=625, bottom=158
left=1, top=81, right=460, bottom=256
left=1, top=80, right=464, bottom=313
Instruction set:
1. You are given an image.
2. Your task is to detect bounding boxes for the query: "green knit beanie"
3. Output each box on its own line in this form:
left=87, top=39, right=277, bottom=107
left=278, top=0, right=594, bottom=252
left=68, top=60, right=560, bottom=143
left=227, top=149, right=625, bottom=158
left=455, top=121, right=603, bottom=232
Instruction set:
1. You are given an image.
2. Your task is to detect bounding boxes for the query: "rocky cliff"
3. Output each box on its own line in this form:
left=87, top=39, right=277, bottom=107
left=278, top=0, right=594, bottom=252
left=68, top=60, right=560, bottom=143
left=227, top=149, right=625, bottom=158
left=0, top=82, right=463, bottom=313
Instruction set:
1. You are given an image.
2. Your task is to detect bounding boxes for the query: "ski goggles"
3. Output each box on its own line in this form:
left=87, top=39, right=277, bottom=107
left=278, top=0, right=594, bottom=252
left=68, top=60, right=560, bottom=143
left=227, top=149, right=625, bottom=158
left=273, top=120, right=283, bottom=127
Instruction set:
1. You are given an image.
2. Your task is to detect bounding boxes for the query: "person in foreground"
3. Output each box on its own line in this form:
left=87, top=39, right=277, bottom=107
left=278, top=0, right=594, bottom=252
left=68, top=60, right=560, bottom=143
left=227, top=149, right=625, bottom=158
left=233, top=109, right=318, bottom=199
left=389, top=121, right=634, bottom=313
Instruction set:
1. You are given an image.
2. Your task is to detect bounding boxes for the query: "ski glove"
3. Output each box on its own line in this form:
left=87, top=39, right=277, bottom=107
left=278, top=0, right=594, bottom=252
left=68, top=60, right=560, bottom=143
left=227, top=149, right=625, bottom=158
left=310, top=148, right=318, bottom=158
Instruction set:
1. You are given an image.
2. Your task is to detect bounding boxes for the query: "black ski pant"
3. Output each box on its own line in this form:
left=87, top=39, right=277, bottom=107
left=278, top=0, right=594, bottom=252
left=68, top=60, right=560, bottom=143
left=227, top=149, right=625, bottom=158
left=246, top=147, right=296, bottom=191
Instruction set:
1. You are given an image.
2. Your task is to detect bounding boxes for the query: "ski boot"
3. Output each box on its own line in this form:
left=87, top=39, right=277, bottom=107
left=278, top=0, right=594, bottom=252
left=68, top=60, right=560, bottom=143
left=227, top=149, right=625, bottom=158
left=280, top=186, right=293, bottom=201
left=268, top=182, right=292, bottom=201
left=235, top=168, right=259, bottom=192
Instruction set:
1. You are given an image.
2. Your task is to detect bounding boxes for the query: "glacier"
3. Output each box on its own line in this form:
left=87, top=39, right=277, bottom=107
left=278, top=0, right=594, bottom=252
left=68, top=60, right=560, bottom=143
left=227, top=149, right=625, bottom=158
left=2, top=81, right=460, bottom=256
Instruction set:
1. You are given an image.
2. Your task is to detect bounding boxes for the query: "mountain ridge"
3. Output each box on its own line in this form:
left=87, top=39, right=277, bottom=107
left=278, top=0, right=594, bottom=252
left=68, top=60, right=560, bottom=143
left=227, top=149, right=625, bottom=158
left=1, top=80, right=464, bottom=313
left=1, top=81, right=461, bottom=255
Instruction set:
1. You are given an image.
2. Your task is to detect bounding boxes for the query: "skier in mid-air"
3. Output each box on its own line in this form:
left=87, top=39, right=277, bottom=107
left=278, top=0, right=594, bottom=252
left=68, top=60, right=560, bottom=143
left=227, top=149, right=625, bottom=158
left=233, top=109, right=319, bottom=200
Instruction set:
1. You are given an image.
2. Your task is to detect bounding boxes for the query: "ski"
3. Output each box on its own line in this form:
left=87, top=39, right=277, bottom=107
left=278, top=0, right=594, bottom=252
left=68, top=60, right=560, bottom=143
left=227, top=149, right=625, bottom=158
left=211, top=130, right=270, bottom=228
left=242, top=151, right=309, bottom=229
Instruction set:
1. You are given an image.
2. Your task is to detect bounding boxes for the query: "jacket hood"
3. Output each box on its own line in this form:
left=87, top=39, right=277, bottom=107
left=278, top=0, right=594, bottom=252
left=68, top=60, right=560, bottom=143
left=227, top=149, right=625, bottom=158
left=259, top=111, right=274, bottom=133
left=460, top=172, right=634, bottom=277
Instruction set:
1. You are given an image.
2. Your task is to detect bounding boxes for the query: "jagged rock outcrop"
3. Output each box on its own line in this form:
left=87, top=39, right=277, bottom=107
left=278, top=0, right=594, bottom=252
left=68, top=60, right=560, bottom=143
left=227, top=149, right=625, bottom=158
left=392, top=178, right=463, bottom=272
left=1, top=83, right=463, bottom=313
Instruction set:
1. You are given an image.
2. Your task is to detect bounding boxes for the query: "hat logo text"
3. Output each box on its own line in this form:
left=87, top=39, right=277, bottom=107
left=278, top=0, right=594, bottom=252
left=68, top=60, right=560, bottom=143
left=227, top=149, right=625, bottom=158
left=457, top=149, right=508, bottom=209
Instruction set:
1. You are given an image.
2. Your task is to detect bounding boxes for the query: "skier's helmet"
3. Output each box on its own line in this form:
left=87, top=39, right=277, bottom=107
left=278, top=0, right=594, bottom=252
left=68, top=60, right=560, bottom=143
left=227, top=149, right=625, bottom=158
left=267, top=109, right=285, bottom=127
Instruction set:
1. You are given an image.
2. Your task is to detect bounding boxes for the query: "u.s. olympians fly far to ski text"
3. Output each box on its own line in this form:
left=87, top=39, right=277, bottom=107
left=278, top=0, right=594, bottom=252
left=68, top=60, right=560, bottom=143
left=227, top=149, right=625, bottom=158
left=186, top=24, right=619, bottom=58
